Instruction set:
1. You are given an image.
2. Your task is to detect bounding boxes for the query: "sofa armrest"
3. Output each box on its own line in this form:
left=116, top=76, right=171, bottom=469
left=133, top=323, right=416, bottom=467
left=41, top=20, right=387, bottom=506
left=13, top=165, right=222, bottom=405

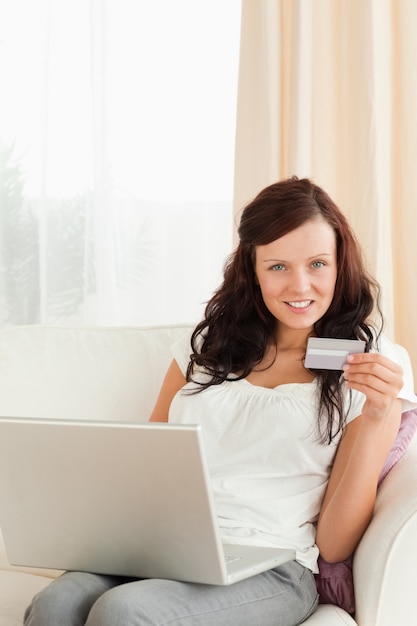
left=353, top=436, right=417, bottom=626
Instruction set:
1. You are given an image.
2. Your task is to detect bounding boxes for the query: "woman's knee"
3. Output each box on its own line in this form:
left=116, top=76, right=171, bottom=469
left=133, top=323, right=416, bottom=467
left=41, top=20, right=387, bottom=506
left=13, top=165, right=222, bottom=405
left=85, top=579, right=173, bottom=626
left=85, top=583, right=146, bottom=626
left=24, top=571, right=121, bottom=626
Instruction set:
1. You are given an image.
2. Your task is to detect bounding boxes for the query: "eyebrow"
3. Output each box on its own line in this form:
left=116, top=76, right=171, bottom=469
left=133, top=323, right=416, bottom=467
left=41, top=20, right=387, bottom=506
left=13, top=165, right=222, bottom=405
left=261, top=253, right=334, bottom=264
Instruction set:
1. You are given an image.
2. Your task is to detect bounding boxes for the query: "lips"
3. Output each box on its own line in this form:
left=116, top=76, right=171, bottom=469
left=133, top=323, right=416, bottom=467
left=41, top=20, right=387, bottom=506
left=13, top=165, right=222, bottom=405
left=286, top=300, right=312, bottom=309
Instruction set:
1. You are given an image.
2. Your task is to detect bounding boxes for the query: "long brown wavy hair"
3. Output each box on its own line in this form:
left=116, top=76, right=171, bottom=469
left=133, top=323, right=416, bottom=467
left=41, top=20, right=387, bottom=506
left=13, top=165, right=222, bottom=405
left=187, top=177, right=382, bottom=443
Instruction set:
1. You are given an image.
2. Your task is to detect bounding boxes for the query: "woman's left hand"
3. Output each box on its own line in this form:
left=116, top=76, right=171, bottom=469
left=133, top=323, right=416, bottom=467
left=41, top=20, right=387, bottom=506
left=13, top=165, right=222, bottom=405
left=342, top=352, right=404, bottom=423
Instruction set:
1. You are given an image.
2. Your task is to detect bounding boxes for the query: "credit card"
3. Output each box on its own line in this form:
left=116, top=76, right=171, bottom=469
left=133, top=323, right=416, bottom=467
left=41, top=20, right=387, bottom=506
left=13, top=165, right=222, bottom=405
left=304, top=337, right=366, bottom=370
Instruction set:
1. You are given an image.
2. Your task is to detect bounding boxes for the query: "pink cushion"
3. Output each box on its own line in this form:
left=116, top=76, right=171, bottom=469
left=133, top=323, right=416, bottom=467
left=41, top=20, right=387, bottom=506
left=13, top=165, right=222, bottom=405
left=377, top=408, right=417, bottom=485
left=315, top=407, right=417, bottom=614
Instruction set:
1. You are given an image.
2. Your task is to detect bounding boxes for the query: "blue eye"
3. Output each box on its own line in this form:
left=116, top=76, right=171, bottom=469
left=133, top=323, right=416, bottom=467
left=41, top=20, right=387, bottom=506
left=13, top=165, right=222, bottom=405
left=312, top=261, right=325, bottom=268
left=271, top=264, right=285, bottom=271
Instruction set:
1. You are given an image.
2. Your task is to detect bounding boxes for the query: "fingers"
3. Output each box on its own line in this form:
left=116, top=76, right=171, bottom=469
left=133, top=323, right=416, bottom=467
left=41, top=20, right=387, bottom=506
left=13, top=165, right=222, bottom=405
left=342, top=352, right=404, bottom=405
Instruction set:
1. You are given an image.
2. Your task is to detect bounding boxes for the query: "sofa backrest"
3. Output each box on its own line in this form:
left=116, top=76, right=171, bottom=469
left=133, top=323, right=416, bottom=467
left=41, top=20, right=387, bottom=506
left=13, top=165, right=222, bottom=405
left=0, top=324, right=193, bottom=423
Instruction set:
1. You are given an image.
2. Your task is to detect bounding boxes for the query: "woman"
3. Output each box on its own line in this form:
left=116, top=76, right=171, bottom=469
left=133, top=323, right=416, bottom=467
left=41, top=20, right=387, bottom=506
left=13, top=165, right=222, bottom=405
left=25, top=177, right=415, bottom=625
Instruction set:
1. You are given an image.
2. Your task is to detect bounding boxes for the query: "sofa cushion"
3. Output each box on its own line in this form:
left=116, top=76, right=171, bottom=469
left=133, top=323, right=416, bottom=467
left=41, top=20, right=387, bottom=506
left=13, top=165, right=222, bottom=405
left=302, top=603, right=357, bottom=624
left=0, top=325, right=193, bottom=423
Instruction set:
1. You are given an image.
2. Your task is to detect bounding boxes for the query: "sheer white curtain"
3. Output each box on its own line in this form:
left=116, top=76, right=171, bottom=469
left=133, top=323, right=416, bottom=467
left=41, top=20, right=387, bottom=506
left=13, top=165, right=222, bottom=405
left=233, top=0, right=417, bottom=374
left=0, top=0, right=241, bottom=326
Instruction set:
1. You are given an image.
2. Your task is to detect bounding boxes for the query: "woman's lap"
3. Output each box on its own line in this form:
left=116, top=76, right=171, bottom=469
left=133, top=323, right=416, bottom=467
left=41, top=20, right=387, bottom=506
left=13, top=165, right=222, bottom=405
left=24, top=561, right=318, bottom=626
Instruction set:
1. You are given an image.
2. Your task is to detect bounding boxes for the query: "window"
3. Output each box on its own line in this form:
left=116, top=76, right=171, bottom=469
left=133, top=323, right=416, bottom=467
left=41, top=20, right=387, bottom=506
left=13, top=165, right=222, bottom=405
left=0, top=0, right=241, bottom=325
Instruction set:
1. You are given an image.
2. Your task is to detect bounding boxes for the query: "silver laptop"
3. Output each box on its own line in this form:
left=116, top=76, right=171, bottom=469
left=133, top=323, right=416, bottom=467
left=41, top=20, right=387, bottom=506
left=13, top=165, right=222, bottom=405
left=0, top=418, right=294, bottom=585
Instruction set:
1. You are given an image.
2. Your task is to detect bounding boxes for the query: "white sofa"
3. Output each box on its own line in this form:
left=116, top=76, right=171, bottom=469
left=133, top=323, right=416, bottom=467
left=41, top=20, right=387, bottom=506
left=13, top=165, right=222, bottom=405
left=0, top=324, right=416, bottom=626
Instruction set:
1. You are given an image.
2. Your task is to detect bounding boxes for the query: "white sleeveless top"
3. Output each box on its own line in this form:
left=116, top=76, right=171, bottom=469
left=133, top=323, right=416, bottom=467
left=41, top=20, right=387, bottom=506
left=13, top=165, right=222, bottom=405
left=168, top=332, right=417, bottom=572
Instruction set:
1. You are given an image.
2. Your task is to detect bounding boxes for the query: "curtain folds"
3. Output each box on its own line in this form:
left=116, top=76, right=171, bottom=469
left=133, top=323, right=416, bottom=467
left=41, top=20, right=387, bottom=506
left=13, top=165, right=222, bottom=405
left=233, top=0, right=417, bottom=374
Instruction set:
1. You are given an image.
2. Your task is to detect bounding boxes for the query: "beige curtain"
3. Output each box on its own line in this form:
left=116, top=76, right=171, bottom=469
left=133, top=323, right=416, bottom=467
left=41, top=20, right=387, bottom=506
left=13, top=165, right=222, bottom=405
left=233, top=0, right=417, bottom=376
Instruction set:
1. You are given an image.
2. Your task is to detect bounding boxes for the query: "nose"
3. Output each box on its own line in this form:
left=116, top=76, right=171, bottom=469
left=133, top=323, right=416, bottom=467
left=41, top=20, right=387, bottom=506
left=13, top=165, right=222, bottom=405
left=290, top=268, right=310, bottom=294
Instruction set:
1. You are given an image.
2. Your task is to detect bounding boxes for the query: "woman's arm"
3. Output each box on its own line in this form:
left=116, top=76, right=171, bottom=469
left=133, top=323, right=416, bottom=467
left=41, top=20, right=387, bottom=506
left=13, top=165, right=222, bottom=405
left=148, top=359, right=187, bottom=423
left=316, top=351, right=404, bottom=563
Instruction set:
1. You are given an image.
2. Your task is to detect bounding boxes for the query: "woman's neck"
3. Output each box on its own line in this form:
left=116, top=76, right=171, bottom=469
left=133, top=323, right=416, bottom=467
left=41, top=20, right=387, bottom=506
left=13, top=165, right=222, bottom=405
left=274, top=326, right=313, bottom=352
left=245, top=339, right=315, bottom=388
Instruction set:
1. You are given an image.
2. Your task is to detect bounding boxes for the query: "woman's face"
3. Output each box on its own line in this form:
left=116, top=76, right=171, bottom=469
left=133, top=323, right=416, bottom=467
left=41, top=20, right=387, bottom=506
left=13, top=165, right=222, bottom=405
left=254, top=218, right=338, bottom=340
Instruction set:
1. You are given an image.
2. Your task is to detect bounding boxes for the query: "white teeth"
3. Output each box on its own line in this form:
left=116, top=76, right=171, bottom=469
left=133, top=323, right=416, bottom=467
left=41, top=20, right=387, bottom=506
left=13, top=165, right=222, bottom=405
left=287, top=300, right=312, bottom=308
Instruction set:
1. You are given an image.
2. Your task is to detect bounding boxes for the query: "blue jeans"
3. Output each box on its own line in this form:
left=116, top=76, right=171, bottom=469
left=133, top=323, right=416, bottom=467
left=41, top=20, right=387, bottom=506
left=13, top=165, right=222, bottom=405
left=24, top=561, right=318, bottom=626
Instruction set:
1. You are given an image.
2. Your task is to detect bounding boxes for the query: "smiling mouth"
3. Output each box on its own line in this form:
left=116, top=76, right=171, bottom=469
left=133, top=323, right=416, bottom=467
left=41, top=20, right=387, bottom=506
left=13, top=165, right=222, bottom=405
left=286, top=300, right=313, bottom=309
